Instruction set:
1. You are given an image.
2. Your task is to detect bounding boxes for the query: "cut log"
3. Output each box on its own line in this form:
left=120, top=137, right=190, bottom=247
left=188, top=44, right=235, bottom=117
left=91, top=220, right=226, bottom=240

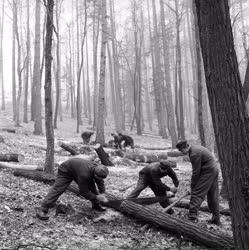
left=58, top=142, right=78, bottom=155
left=120, top=201, right=233, bottom=249
left=93, top=143, right=114, bottom=166
left=12, top=170, right=233, bottom=249
left=136, top=146, right=171, bottom=151
left=0, top=154, right=24, bottom=162
left=2, top=128, right=16, bottom=133
left=167, top=151, right=185, bottom=157
left=0, top=162, right=42, bottom=171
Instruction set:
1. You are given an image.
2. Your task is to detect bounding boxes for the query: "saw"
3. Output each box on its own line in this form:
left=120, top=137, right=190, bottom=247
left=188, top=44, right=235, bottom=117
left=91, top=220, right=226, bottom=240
left=104, top=196, right=173, bottom=208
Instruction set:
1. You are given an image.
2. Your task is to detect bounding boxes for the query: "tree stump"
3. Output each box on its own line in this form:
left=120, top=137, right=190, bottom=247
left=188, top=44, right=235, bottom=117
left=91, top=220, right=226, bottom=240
left=93, top=144, right=114, bottom=166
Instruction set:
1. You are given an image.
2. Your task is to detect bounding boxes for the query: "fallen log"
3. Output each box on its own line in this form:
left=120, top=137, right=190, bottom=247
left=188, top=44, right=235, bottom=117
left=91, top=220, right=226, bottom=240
left=58, top=142, right=78, bottom=155
left=0, top=162, right=42, bottom=171
left=13, top=169, right=233, bottom=249
left=0, top=154, right=24, bottom=162
left=136, top=146, right=171, bottom=151
left=2, top=128, right=16, bottom=133
left=167, top=151, right=185, bottom=157
left=93, top=144, right=114, bottom=166
left=120, top=201, right=233, bottom=249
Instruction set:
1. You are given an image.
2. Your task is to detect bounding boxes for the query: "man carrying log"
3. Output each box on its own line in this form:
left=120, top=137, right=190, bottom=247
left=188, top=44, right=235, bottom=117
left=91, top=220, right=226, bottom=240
left=127, top=160, right=179, bottom=214
left=176, top=140, right=221, bottom=225
left=36, top=158, right=109, bottom=220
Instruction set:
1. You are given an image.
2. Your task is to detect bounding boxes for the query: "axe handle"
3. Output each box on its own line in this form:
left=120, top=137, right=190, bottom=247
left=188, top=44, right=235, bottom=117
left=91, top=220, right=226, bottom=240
left=163, top=191, right=190, bottom=213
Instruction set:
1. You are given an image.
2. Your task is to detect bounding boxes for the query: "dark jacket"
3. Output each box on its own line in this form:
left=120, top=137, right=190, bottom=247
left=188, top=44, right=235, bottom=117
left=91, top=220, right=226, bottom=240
left=188, top=145, right=217, bottom=189
left=139, top=162, right=179, bottom=191
left=59, top=158, right=105, bottom=201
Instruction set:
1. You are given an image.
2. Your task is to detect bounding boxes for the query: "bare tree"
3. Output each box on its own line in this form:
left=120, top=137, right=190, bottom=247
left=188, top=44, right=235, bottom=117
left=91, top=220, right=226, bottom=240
left=33, top=0, right=42, bottom=134
left=0, top=0, right=5, bottom=111
left=96, top=0, right=107, bottom=144
left=44, top=0, right=54, bottom=174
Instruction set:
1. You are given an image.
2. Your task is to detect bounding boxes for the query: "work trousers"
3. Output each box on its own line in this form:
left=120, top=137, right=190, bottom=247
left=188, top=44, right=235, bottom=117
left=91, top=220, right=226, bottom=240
left=127, top=173, right=170, bottom=208
left=41, top=170, right=98, bottom=211
left=189, top=167, right=219, bottom=219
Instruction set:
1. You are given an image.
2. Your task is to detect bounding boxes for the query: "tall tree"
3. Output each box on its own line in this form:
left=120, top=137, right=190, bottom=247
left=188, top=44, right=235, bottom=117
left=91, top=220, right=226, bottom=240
left=23, top=0, right=30, bottom=123
left=44, top=0, right=54, bottom=174
left=12, top=0, right=17, bottom=121
left=32, top=0, right=42, bottom=134
left=0, top=0, right=5, bottom=111
left=54, top=0, right=62, bottom=129
left=195, top=0, right=249, bottom=248
left=160, top=0, right=177, bottom=147
left=192, top=0, right=206, bottom=146
left=96, top=0, right=107, bottom=145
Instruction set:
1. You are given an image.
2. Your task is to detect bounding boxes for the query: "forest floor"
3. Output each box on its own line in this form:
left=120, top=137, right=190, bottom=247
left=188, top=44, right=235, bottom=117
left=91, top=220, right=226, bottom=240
left=0, top=108, right=233, bottom=250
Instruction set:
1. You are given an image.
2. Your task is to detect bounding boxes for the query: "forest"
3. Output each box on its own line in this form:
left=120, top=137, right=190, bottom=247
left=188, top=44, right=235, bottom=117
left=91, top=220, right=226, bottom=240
left=0, top=0, right=249, bottom=249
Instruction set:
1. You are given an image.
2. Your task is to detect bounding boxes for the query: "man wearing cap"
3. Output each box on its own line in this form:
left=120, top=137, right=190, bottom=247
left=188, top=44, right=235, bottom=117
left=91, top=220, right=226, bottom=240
left=36, top=158, right=109, bottom=220
left=176, top=140, right=220, bottom=225
left=127, top=160, right=179, bottom=214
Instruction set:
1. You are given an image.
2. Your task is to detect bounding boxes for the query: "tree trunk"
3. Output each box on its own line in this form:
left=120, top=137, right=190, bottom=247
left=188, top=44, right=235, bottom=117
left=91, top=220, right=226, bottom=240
left=96, top=0, right=107, bottom=145
left=23, top=0, right=30, bottom=123
left=33, top=0, right=42, bottom=134
left=160, top=0, right=177, bottom=147
left=12, top=0, right=17, bottom=122
left=44, top=0, right=55, bottom=174
left=192, top=0, right=206, bottom=146
left=195, top=0, right=249, bottom=248
left=0, top=0, right=5, bottom=111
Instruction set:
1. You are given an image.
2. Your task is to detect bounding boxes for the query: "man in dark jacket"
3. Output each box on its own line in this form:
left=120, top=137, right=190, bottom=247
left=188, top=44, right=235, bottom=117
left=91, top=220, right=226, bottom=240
left=36, top=158, right=109, bottom=220
left=176, top=140, right=220, bottom=225
left=111, top=133, right=122, bottom=149
left=127, top=160, right=179, bottom=214
left=118, top=132, right=134, bottom=149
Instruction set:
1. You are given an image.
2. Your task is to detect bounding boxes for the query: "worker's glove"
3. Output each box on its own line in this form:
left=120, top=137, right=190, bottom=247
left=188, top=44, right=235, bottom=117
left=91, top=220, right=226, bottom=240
left=96, top=194, right=109, bottom=204
left=170, top=187, right=178, bottom=194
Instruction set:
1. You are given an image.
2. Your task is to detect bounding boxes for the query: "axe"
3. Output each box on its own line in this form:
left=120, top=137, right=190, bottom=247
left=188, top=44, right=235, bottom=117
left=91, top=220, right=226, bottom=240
left=163, top=191, right=190, bottom=213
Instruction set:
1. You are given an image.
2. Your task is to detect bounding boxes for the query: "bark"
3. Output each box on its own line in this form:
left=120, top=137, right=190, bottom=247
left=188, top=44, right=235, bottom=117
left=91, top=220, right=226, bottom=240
left=13, top=170, right=233, bottom=248
left=2, top=128, right=16, bottom=133
left=44, top=0, right=55, bottom=174
left=195, top=0, right=249, bottom=248
left=0, top=154, right=24, bottom=162
left=120, top=201, right=233, bottom=249
left=96, top=0, right=107, bottom=145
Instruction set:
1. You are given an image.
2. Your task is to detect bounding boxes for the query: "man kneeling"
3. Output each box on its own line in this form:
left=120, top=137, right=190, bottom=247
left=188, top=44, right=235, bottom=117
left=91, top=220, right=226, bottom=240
left=127, top=160, right=179, bottom=214
left=36, top=158, right=109, bottom=220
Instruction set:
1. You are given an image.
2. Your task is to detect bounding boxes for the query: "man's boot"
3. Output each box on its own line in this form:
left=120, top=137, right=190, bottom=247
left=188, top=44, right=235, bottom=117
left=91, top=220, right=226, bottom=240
left=36, top=207, right=49, bottom=220
left=92, top=203, right=106, bottom=212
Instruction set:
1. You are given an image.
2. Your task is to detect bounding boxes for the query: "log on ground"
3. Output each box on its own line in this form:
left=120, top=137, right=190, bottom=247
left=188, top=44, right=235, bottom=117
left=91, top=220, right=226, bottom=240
left=12, top=169, right=233, bottom=249
left=0, top=162, right=42, bottom=171
left=58, top=142, right=78, bottom=155
left=0, top=154, right=24, bottom=162
left=93, top=144, right=114, bottom=166
left=120, top=201, right=233, bottom=249
left=2, top=128, right=16, bottom=133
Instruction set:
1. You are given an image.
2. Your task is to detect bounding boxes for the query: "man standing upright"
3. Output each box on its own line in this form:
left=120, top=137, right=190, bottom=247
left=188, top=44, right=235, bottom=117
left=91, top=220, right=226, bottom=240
left=176, top=140, right=220, bottom=225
